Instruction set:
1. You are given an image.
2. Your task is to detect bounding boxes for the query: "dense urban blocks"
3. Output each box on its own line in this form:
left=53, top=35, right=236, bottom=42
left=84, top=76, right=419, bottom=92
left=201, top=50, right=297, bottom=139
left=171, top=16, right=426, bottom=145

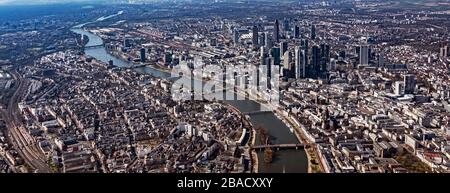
left=0, top=0, right=449, bottom=173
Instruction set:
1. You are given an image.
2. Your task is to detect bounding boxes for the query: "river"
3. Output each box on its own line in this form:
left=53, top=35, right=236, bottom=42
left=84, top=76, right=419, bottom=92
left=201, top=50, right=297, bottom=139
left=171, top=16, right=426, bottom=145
left=71, top=17, right=308, bottom=173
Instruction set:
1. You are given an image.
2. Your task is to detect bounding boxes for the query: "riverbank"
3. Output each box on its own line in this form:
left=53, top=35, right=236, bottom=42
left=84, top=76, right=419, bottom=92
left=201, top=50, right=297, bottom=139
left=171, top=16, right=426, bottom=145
left=229, top=83, right=322, bottom=173
left=230, top=84, right=319, bottom=173
left=106, top=47, right=175, bottom=74
left=273, top=109, right=324, bottom=173
left=251, top=127, right=259, bottom=173
left=224, top=104, right=258, bottom=173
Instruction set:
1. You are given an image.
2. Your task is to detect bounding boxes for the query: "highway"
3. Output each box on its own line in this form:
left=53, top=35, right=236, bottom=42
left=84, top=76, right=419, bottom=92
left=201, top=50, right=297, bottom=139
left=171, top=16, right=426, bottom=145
left=2, top=70, right=51, bottom=173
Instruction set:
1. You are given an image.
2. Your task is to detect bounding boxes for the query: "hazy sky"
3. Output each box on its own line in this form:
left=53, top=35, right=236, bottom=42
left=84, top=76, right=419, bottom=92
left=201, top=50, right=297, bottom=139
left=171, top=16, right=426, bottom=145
left=0, top=0, right=105, bottom=5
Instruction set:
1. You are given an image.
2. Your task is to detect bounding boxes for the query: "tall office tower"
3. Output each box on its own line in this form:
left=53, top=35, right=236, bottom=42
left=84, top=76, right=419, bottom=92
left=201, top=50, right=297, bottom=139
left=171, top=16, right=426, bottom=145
left=404, top=74, right=415, bottom=94
left=252, top=25, right=259, bottom=48
left=265, top=57, right=277, bottom=89
left=440, top=45, right=448, bottom=58
left=260, top=46, right=268, bottom=66
left=294, top=47, right=301, bottom=79
left=280, top=41, right=288, bottom=57
left=301, top=39, right=309, bottom=51
left=320, top=43, right=326, bottom=58
left=270, top=47, right=281, bottom=66
left=378, top=50, right=385, bottom=67
left=256, top=64, right=260, bottom=91
left=301, top=49, right=308, bottom=78
left=259, top=32, right=266, bottom=47
left=295, top=46, right=306, bottom=79
left=355, top=46, right=361, bottom=58
left=233, top=29, right=240, bottom=45
left=265, top=32, right=273, bottom=48
left=310, top=25, right=316, bottom=40
left=324, top=44, right=330, bottom=63
left=394, top=81, right=405, bottom=96
left=264, top=56, right=272, bottom=67
left=260, top=46, right=267, bottom=58
left=273, top=19, right=280, bottom=43
left=283, top=18, right=290, bottom=32
left=329, top=58, right=337, bottom=71
left=283, top=51, right=292, bottom=71
left=322, top=44, right=330, bottom=75
left=260, top=55, right=266, bottom=66
left=319, top=59, right=327, bottom=78
left=311, top=45, right=320, bottom=78
left=320, top=43, right=330, bottom=63
left=281, top=51, right=291, bottom=79
left=359, top=45, right=369, bottom=66
left=266, top=57, right=273, bottom=81
left=140, top=47, right=146, bottom=62
left=294, top=25, right=300, bottom=39
left=261, top=54, right=269, bottom=66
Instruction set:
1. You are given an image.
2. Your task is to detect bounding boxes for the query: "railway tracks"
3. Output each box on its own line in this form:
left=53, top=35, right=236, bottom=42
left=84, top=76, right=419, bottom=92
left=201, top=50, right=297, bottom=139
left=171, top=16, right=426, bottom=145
left=2, top=73, right=51, bottom=173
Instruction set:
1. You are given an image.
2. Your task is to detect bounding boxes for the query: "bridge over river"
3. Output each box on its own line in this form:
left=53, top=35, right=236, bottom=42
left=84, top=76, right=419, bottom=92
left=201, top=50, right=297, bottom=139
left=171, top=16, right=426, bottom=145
left=243, top=110, right=273, bottom=116
left=251, top=143, right=312, bottom=151
left=85, top=44, right=105, bottom=49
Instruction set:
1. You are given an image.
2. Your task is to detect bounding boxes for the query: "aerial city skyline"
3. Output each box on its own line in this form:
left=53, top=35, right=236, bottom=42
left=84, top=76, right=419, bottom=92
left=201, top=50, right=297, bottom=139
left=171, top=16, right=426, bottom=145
left=0, top=0, right=449, bottom=174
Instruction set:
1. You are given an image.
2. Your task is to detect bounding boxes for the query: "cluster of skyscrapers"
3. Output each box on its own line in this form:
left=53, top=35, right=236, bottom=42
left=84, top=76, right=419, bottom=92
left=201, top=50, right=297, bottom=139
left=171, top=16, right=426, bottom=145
left=246, top=19, right=331, bottom=83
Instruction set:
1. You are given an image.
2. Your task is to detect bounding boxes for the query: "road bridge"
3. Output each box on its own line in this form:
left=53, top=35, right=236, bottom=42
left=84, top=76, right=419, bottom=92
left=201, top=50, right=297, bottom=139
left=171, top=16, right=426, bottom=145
left=251, top=143, right=312, bottom=151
